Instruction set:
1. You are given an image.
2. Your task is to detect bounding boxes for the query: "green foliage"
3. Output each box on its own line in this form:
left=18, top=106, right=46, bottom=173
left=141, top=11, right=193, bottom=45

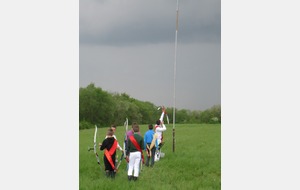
left=79, top=83, right=221, bottom=129
left=79, top=120, right=94, bottom=130
left=112, top=93, right=154, bottom=124
left=79, top=124, right=221, bottom=190
left=200, top=105, right=221, bottom=124
left=79, top=83, right=115, bottom=127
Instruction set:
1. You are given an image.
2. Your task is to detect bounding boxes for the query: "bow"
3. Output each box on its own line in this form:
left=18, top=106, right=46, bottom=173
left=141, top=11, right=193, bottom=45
left=165, top=111, right=170, bottom=124
left=157, top=106, right=169, bottom=124
left=116, top=118, right=128, bottom=171
left=93, top=125, right=102, bottom=172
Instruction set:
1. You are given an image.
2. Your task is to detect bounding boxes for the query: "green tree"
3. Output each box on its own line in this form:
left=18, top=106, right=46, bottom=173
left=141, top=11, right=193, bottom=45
left=79, top=84, right=221, bottom=129
left=200, top=105, right=221, bottom=124
left=79, top=83, right=115, bottom=128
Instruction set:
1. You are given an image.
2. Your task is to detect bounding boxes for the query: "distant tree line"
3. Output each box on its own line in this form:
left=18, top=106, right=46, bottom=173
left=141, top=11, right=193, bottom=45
left=79, top=83, right=221, bottom=129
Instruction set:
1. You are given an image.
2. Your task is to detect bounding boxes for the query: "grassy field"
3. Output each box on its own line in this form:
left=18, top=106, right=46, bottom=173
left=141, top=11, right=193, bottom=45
left=79, top=124, right=221, bottom=190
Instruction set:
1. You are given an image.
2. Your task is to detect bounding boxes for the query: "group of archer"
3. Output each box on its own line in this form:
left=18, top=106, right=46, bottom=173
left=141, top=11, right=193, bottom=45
left=98, top=106, right=168, bottom=181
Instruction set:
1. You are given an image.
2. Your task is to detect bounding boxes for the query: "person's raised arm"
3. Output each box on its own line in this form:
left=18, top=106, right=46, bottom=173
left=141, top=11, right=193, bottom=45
left=159, top=106, right=166, bottom=122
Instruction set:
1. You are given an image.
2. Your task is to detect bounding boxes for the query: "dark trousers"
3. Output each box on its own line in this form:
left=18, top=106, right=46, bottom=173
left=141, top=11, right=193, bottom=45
left=103, top=154, right=116, bottom=171
left=145, top=143, right=156, bottom=167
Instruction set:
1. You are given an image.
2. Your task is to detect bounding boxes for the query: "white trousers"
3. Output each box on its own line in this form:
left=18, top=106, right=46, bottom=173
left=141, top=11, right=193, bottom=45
left=127, top=151, right=141, bottom=177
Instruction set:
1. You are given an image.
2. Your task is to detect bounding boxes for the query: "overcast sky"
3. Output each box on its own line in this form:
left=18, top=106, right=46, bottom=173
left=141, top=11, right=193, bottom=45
left=80, top=0, right=221, bottom=111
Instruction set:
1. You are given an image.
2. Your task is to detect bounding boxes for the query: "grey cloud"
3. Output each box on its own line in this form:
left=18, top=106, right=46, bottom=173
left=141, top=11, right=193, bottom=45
left=80, top=0, right=220, bottom=46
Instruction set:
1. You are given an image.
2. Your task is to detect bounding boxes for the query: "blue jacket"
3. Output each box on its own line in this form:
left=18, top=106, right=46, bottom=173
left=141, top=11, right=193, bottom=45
left=144, top=129, right=155, bottom=150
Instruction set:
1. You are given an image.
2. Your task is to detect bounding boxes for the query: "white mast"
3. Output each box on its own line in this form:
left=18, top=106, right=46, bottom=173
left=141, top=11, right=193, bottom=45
left=172, top=0, right=179, bottom=153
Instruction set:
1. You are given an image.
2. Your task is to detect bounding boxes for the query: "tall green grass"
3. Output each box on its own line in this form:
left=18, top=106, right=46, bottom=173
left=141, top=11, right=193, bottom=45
left=79, top=124, right=221, bottom=190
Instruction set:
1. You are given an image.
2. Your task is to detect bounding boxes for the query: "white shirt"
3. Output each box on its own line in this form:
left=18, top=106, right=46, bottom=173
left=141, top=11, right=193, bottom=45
left=155, top=124, right=166, bottom=141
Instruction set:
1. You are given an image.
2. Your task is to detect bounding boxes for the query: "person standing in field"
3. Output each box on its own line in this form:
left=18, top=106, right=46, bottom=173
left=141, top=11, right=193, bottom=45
left=154, top=106, right=167, bottom=161
left=108, top=124, right=124, bottom=166
left=144, top=124, right=156, bottom=167
left=126, top=123, right=144, bottom=181
left=124, top=123, right=142, bottom=171
left=99, top=128, right=118, bottom=178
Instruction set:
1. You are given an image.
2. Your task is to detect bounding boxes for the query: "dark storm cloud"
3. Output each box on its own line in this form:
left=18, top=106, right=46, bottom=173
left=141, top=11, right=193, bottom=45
left=80, top=0, right=220, bottom=46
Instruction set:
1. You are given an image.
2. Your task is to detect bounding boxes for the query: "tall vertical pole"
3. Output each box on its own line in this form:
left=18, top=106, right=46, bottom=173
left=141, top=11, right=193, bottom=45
left=173, top=0, right=179, bottom=153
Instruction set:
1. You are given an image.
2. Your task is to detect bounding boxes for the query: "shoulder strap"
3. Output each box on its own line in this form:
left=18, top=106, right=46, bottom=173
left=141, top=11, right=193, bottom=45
left=129, top=135, right=144, bottom=164
left=104, top=139, right=118, bottom=170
